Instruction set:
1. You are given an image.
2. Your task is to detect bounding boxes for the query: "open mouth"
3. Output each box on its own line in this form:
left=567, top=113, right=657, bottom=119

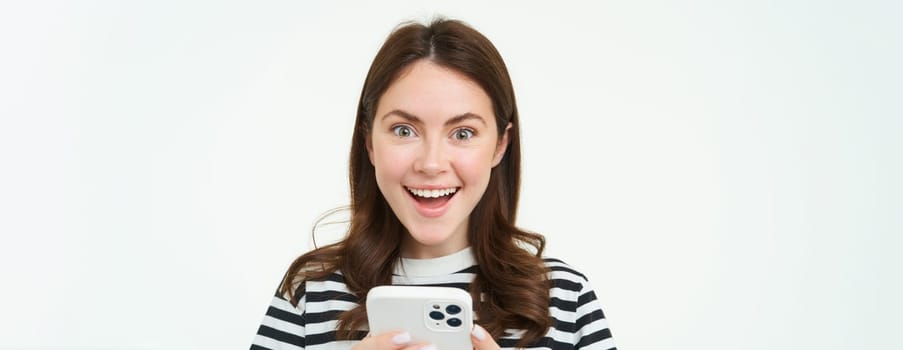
left=406, top=187, right=459, bottom=209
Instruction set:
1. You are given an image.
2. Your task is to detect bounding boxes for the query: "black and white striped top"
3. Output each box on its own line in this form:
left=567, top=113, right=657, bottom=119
left=251, top=248, right=616, bottom=350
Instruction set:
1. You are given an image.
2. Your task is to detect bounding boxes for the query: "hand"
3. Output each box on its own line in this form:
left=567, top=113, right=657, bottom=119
left=353, top=331, right=431, bottom=350
left=471, top=325, right=500, bottom=350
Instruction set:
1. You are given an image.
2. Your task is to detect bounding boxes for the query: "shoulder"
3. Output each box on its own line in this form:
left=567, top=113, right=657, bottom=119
left=303, top=270, right=356, bottom=303
left=542, top=257, right=590, bottom=280
left=542, top=257, right=592, bottom=292
left=541, top=256, right=610, bottom=308
left=278, top=267, right=351, bottom=305
left=292, top=269, right=351, bottom=294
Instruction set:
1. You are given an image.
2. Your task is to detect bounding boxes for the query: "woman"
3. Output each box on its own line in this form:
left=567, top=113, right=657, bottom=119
left=251, top=18, right=616, bottom=350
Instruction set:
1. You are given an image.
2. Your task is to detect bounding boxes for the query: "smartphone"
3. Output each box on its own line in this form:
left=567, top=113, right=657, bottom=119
left=366, top=285, right=474, bottom=350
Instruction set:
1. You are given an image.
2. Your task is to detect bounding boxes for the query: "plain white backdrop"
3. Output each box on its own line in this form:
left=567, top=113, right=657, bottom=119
left=1, top=1, right=900, bottom=349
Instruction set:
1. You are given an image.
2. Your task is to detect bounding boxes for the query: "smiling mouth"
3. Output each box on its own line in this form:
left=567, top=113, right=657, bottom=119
left=407, top=187, right=457, bottom=197
left=406, top=187, right=459, bottom=208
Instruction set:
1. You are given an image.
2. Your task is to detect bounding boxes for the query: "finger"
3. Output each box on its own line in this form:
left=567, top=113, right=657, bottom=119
left=380, top=331, right=431, bottom=350
left=358, top=330, right=415, bottom=350
left=400, top=343, right=435, bottom=350
left=471, top=325, right=500, bottom=350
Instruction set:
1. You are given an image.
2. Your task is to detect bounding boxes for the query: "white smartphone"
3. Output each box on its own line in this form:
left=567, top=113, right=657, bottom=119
left=366, top=285, right=474, bottom=350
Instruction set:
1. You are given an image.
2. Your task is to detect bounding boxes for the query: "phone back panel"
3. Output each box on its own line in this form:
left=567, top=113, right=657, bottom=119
left=366, top=286, right=473, bottom=350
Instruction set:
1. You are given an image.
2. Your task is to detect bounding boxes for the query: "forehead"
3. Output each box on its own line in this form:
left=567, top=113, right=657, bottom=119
left=375, top=60, right=494, bottom=126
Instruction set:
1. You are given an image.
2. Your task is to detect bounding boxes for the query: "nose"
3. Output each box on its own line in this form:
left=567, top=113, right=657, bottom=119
left=413, top=139, right=447, bottom=176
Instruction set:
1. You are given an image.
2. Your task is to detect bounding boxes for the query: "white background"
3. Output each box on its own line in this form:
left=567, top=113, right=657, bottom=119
left=1, top=1, right=900, bottom=349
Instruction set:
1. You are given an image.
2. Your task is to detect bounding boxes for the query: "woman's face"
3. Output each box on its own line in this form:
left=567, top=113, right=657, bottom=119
left=368, top=60, right=509, bottom=259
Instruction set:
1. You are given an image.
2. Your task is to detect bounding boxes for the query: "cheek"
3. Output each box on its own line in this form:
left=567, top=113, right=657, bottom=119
left=372, top=146, right=412, bottom=180
left=453, top=150, right=496, bottom=183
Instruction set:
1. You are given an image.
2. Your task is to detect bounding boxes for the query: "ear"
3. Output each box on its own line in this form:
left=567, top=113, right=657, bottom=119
left=491, top=122, right=512, bottom=167
left=365, top=134, right=374, bottom=164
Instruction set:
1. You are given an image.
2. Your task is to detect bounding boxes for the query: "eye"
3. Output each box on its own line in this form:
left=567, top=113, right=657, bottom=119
left=391, top=125, right=416, bottom=138
left=451, top=128, right=474, bottom=141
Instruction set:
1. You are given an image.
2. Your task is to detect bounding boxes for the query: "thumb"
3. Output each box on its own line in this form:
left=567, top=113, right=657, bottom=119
left=471, top=325, right=500, bottom=350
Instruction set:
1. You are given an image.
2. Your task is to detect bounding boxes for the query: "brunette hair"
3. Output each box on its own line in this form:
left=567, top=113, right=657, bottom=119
left=280, top=18, right=551, bottom=346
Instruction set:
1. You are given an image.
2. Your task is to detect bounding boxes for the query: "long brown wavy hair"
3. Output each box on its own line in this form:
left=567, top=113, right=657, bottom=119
left=280, top=18, right=551, bottom=346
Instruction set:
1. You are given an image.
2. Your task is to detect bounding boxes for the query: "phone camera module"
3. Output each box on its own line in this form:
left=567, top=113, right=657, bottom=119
left=446, top=317, right=462, bottom=327
left=445, top=304, right=462, bottom=314
left=429, top=311, right=445, bottom=320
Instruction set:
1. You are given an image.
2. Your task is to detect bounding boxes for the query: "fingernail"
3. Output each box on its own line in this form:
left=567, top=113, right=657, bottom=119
left=392, top=332, right=411, bottom=345
left=472, top=325, right=486, bottom=341
left=420, top=344, right=437, bottom=350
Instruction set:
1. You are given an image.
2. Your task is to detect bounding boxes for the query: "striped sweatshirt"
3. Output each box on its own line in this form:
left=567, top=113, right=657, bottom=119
left=251, top=247, right=616, bottom=350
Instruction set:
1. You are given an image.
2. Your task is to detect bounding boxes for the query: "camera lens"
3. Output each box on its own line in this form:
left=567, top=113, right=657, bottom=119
left=429, top=311, right=445, bottom=320
left=446, top=304, right=462, bottom=314
left=446, top=318, right=462, bottom=327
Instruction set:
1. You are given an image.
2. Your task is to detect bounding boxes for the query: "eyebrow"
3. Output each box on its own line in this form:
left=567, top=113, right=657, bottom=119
left=380, top=109, right=488, bottom=127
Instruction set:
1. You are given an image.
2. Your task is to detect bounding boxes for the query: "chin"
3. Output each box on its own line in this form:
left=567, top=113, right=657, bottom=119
left=405, top=220, right=462, bottom=244
left=408, top=229, right=454, bottom=246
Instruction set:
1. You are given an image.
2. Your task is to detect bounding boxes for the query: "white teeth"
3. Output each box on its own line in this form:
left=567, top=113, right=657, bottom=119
left=407, top=187, right=458, bottom=198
